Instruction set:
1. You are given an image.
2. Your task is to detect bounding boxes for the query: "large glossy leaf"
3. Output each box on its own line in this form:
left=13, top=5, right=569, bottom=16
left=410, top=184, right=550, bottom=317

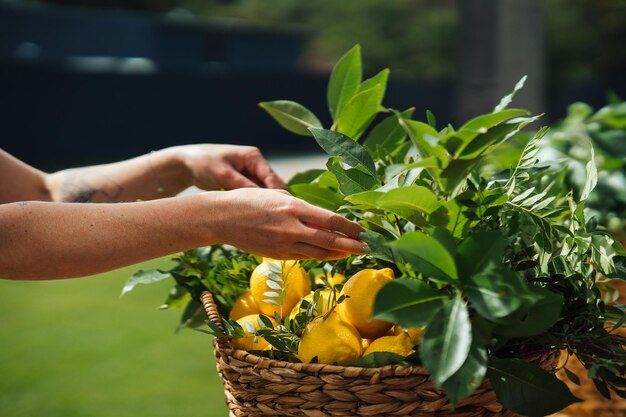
left=373, top=279, right=447, bottom=328
left=465, top=265, right=528, bottom=320
left=364, top=108, right=415, bottom=160
left=344, top=190, right=382, bottom=209
left=420, top=298, right=472, bottom=386
left=456, top=230, right=505, bottom=278
left=287, top=169, right=326, bottom=186
left=327, top=44, right=362, bottom=120
left=309, top=128, right=377, bottom=176
left=121, top=269, right=171, bottom=296
left=380, top=186, right=441, bottom=218
left=494, top=285, right=563, bottom=337
left=392, top=231, right=458, bottom=281
left=289, top=183, right=343, bottom=212
left=441, top=330, right=488, bottom=404
left=336, top=84, right=385, bottom=139
left=259, top=100, right=322, bottom=136
left=326, top=157, right=378, bottom=195
left=488, top=357, right=580, bottom=417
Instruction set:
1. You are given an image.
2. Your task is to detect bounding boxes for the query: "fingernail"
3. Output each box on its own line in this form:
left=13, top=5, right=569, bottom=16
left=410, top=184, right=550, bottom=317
left=361, top=245, right=371, bottom=254
left=357, top=231, right=368, bottom=241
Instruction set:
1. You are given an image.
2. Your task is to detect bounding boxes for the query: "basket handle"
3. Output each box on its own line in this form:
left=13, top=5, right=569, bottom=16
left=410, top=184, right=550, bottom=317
left=200, top=291, right=226, bottom=333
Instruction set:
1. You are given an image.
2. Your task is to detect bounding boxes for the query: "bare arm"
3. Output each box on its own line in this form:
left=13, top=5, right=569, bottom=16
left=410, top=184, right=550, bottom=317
left=0, top=189, right=366, bottom=280
left=1, top=145, right=286, bottom=204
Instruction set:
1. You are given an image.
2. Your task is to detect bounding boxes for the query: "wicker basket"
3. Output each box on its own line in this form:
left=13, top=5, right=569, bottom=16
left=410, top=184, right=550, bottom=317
left=201, top=291, right=561, bottom=417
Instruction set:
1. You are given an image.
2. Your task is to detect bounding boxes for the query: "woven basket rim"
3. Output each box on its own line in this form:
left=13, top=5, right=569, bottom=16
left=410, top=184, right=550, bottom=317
left=200, top=290, right=559, bottom=377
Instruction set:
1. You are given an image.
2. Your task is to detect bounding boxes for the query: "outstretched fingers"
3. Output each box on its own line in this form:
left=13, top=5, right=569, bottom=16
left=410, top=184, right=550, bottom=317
left=288, top=243, right=351, bottom=261
left=298, top=207, right=365, bottom=240
left=243, top=150, right=287, bottom=189
left=300, top=227, right=367, bottom=255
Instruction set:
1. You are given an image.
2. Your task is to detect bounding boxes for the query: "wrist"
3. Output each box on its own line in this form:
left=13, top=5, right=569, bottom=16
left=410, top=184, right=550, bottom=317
left=151, top=147, right=194, bottom=194
left=191, top=191, right=230, bottom=246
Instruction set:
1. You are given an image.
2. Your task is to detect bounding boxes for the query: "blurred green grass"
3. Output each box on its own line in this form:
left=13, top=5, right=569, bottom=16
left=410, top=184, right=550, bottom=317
left=0, top=258, right=229, bottom=417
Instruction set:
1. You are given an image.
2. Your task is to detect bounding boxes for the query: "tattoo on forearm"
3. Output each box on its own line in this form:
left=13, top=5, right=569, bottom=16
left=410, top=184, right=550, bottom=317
left=60, top=170, right=123, bottom=203
left=16, top=201, right=29, bottom=206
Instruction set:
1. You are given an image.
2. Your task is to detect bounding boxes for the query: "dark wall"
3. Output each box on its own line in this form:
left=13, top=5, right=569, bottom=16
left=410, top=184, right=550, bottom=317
left=0, top=61, right=452, bottom=170
left=1, top=3, right=623, bottom=172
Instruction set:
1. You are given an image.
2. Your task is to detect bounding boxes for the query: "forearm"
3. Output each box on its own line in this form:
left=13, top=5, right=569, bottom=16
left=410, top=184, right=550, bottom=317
left=45, top=147, right=192, bottom=203
left=0, top=195, right=216, bottom=280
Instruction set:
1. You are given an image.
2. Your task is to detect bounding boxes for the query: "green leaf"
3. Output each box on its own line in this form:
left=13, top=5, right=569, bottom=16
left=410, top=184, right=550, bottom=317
left=346, top=186, right=442, bottom=222
left=336, top=84, right=385, bottom=139
left=456, top=231, right=504, bottom=277
left=344, top=190, right=382, bottom=208
left=379, top=186, right=441, bottom=217
left=400, top=118, right=448, bottom=166
left=494, top=75, right=527, bottom=112
left=178, top=299, right=204, bottom=330
left=359, top=229, right=395, bottom=263
left=289, top=183, right=343, bottom=212
left=309, top=128, right=377, bottom=176
left=392, top=231, right=458, bottom=281
left=373, top=279, right=447, bottom=328
left=420, top=298, right=472, bottom=386
left=456, top=123, right=519, bottom=159
left=326, top=157, right=377, bottom=195
left=460, top=108, right=530, bottom=132
left=358, top=68, right=389, bottom=95
left=579, top=143, right=597, bottom=202
left=347, top=351, right=405, bottom=368
left=363, top=108, right=415, bottom=160
left=259, top=100, right=322, bottom=136
left=494, top=285, right=563, bottom=337
left=288, top=169, right=326, bottom=186
left=426, top=109, right=437, bottom=129
left=121, top=269, right=171, bottom=296
left=441, top=330, right=488, bottom=404
left=440, top=157, right=481, bottom=195
left=327, top=44, right=362, bottom=120
left=465, top=265, right=528, bottom=320
left=487, top=357, right=580, bottom=417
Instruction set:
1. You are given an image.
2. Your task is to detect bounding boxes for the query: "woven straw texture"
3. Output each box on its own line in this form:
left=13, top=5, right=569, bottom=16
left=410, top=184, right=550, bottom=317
left=201, top=291, right=561, bottom=417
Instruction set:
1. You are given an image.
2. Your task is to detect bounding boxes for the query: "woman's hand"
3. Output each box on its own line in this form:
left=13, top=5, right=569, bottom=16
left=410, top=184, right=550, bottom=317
left=175, top=144, right=286, bottom=190
left=207, top=188, right=367, bottom=260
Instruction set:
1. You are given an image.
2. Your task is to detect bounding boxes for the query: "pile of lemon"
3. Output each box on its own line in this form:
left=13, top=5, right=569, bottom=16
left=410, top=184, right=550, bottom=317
left=228, top=258, right=423, bottom=365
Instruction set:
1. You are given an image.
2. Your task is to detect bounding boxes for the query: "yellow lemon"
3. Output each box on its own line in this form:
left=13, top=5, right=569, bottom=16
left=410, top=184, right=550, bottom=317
left=406, top=327, right=425, bottom=345
left=289, top=289, right=334, bottom=321
left=229, top=290, right=260, bottom=320
left=361, top=338, right=373, bottom=351
left=230, top=314, right=276, bottom=351
left=388, top=325, right=424, bottom=344
left=314, top=272, right=346, bottom=288
left=250, top=259, right=311, bottom=319
left=363, top=332, right=414, bottom=357
left=336, top=268, right=394, bottom=339
left=297, top=312, right=362, bottom=365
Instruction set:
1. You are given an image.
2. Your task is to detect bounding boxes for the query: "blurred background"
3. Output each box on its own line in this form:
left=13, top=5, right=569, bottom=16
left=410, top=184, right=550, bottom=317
left=1, top=1, right=625, bottom=416
left=1, top=0, right=625, bottom=170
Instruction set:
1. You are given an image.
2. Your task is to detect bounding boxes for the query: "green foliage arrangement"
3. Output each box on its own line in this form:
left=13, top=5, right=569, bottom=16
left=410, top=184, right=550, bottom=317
left=538, top=98, right=626, bottom=243
left=125, top=45, right=626, bottom=417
